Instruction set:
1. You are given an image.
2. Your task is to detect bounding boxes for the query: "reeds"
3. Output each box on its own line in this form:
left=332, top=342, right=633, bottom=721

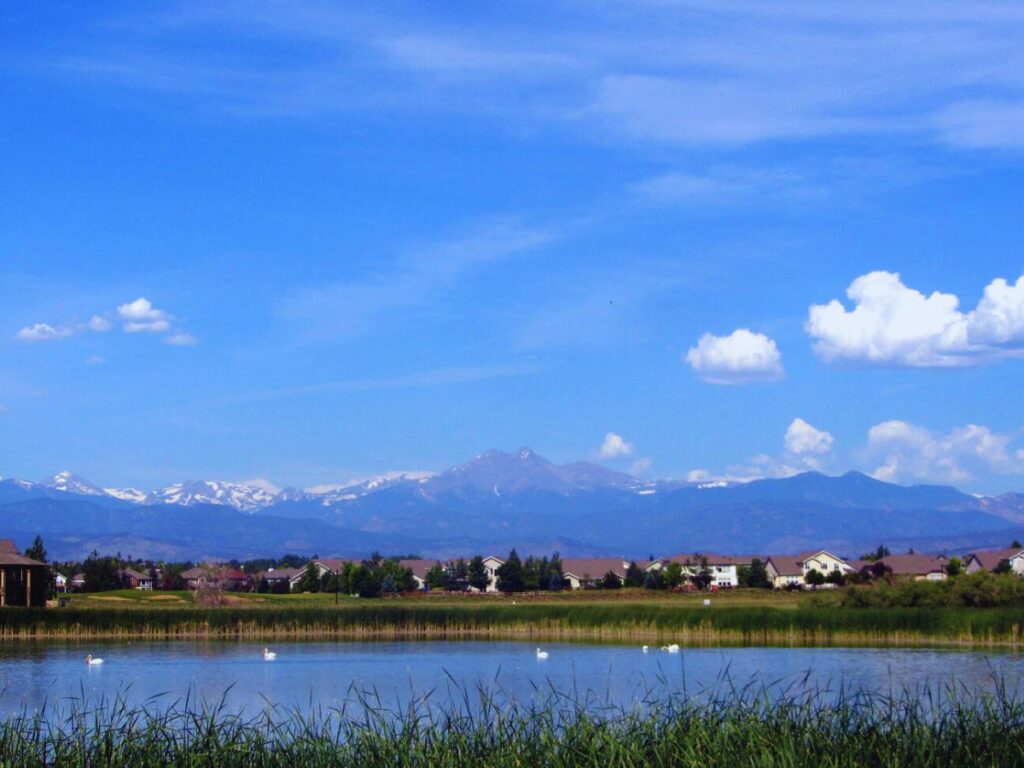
left=0, top=604, right=1022, bottom=646
left=0, top=680, right=1022, bottom=766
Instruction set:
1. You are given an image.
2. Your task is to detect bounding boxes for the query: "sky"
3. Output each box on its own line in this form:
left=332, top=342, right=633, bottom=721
left=1, top=1, right=1023, bottom=493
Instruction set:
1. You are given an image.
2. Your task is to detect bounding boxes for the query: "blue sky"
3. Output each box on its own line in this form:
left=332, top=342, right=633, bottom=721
left=1, top=1, right=1023, bottom=492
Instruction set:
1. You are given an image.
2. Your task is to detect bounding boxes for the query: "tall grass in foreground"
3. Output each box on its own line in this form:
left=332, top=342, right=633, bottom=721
left=1, top=681, right=1023, bottom=767
left=1, top=605, right=1023, bottom=645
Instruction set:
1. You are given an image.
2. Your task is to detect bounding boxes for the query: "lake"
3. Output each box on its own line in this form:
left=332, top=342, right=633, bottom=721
left=1, top=640, right=1021, bottom=718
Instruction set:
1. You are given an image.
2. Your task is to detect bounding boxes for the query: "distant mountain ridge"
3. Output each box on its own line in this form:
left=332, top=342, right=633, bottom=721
left=2, top=449, right=1022, bottom=560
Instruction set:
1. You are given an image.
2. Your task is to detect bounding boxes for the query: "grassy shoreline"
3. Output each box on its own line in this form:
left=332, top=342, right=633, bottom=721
left=2, top=603, right=1024, bottom=647
left=1, top=687, right=1022, bottom=766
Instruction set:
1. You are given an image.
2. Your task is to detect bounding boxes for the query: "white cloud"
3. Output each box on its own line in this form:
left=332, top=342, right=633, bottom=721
left=685, top=328, right=784, bottom=384
left=630, top=457, right=652, bottom=475
left=17, top=297, right=195, bottom=347
left=117, top=297, right=172, bottom=333
left=864, top=419, right=1024, bottom=484
left=807, top=271, right=1024, bottom=367
left=597, top=432, right=634, bottom=459
left=785, top=418, right=834, bottom=456
left=689, top=417, right=833, bottom=483
left=16, top=323, right=76, bottom=342
left=164, top=331, right=198, bottom=346
left=88, top=315, right=112, bottom=332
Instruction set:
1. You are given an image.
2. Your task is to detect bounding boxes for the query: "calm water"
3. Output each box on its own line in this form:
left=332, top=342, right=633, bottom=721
left=0, top=641, right=1021, bottom=717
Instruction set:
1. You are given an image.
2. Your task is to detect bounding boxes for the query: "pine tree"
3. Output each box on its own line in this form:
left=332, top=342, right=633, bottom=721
left=468, top=556, right=490, bottom=592
left=496, top=549, right=526, bottom=593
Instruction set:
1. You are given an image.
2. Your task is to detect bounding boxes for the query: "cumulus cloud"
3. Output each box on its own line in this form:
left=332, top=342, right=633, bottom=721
left=685, top=328, right=784, bottom=384
left=117, top=297, right=171, bottom=333
left=864, top=420, right=1024, bottom=485
left=785, top=418, right=834, bottom=456
left=597, top=432, right=634, bottom=459
left=16, top=298, right=196, bottom=347
left=807, top=271, right=1024, bottom=367
left=16, top=323, right=76, bottom=342
left=688, top=417, right=833, bottom=484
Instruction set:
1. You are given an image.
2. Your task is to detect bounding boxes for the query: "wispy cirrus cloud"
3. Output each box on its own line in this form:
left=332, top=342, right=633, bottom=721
left=28, top=1, right=1024, bottom=149
left=278, top=217, right=558, bottom=342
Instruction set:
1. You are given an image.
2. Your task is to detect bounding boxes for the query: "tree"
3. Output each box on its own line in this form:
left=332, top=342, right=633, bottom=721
left=862, top=545, right=891, bottom=562
left=445, top=559, right=469, bottom=592
left=298, top=562, right=321, bottom=593
left=1012, top=540, right=1023, bottom=549
left=805, top=569, right=826, bottom=587
left=994, top=559, right=1013, bottom=575
left=352, top=564, right=381, bottom=598
left=744, top=559, right=772, bottom=589
left=24, top=535, right=47, bottom=563
left=662, top=562, right=684, bottom=589
left=468, top=556, right=490, bottom=592
left=689, top=557, right=714, bottom=591
left=946, top=556, right=963, bottom=577
left=825, top=569, right=846, bottom=586
left=256, top=576, right=269, bottom=594
left=599, top=571, right=623, bottom=589
left=425, top=563, right=447, bottom=590
left=496, top=549, right=526, bottom=593
left=643, top=570, right=663, bottom=590
left=624, top=561, right=644, bottom=588
left=82, top=551, right=122, bottom=592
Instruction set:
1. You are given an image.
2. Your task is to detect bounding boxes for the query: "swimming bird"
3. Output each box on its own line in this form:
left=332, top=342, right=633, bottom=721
left=536, top=647, right=549, bottom=660
left=85, top=654, right=103, bottom=665
left=664, top=644, right=680, bottom=654
left=642, top=645, right=649, bottom=653
left=262, top=648, right=277, bottom=660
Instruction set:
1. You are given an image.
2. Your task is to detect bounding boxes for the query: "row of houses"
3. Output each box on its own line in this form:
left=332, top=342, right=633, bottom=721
left=54, top=545, right=1024, bottom=596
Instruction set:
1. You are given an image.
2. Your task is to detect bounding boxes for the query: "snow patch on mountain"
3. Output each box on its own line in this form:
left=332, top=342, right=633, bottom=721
left=147, top=480, right=277, bottom=512
left=41, top=471, right=105, bottom=496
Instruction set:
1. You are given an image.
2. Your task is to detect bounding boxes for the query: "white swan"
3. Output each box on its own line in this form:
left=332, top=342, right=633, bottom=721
left=664, top=644, right=680, bottom=654
left=535, top=647, right=549, bottom=660
left=85, top=654, right=103, bottom=665
left=642, top=645, right=649, bottom=653
left=262, top=648, right=277, bottom=660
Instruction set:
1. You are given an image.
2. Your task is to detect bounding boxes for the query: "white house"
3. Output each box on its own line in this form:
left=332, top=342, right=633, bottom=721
left=661, top=554, right=752, bottom=589
left=765, top=551, right=854, bottom=588
left=482, top=555, right=504, bottom=592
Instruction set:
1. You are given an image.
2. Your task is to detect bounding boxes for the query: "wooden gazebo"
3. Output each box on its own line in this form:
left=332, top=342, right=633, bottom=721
left=0, top=539, right=48, bottom=608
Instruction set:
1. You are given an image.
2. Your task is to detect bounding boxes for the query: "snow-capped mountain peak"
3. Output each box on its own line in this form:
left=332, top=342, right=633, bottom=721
left=40, top=470, right=105, bottom=496
left=103, top=487, right=148, bottom=503
left=147, top=480, right=277, bottom=512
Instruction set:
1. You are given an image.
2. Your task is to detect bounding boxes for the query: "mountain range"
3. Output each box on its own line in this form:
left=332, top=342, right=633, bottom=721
left=3, top=449, right=1024, bottom=561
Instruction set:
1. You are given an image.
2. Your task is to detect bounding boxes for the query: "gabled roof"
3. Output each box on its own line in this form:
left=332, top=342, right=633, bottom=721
left=399, top=559, right=446, bottom=580
left=256, top=567, right=305, bottom=581
left=877, top=554, right=947, bottom=576
left=560, top=558, right=626, bottom=579
left=966, top=548, right=1024, bottom=570
left=665, top=553, right=752, bottom=566
left=0, top=539, right=19, bottom=554
left=314, top=558, right=349, bottom=573
left=765, top=556, right=803, bottom=577
left=121, top=568, right=151, bottom=581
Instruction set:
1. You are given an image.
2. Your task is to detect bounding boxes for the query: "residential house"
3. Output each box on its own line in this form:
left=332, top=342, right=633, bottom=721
left=400, top=559, right=444, bottom=590
left=876, top=554, right=948, bottom=581
left=53, top=572, right=67, bottom=593
left=965, top=548, right=1024, bottom=575
left=0, top=540, right=48, bottom=607
left=70, top=572, right=86, bottom=591
left=560, top=558, right=627, bottom=589
left=120, top=568, right=154, bottom=590
left=765, top=551, right=853, bottom=589
left=481, top=555, right=504, bottom=592
left=662, top=553, right=754, bottom=589
left=255, top=567, right=305, bottom=593
left=181, top=565, right=253, bottom=592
